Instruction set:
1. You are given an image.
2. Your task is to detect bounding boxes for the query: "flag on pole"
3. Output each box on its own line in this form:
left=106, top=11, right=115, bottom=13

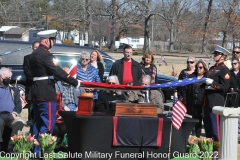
left=172, top=94, right=178, bottom=107
left=161, top=55, right=168, bottom=66
left=172, top=100, right=187, bottom=130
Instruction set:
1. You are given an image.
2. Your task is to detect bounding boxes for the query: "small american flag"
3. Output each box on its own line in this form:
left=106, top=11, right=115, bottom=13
left=161, top=55, right=168, bottom=66
left=172, top=100, right=187, bottom=130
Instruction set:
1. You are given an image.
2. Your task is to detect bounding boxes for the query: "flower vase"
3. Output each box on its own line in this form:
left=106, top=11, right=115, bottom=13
left=43, top=150, right=54, bottom=160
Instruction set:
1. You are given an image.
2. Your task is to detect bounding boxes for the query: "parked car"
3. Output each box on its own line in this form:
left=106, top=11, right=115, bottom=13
left=0, top=40, right=176, bottom=102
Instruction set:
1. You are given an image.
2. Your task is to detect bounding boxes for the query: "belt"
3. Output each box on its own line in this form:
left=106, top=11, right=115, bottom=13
left=33, top=76, right=54, bottom=81
left=0, top=111, right=10, bottom=114
left=205, top=86, right=216, bottom=90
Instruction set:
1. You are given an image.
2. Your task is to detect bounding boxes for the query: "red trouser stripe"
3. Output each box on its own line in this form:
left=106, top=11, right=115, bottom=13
left=113, top=116, right=118, bottom=146
left=48, top=102, right=52, bottom=132
left=216, top=114, right=220, bottom=158
left=157, top=118, right=163, bottom=146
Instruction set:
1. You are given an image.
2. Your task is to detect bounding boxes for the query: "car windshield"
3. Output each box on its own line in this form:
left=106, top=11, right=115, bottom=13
left=53, top=54, right=114, bottom=74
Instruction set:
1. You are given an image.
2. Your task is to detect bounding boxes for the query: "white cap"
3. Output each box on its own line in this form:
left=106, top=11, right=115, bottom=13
left=37, top=30, right=57, bottom=38
left=212, top=45, right=230, bottom=55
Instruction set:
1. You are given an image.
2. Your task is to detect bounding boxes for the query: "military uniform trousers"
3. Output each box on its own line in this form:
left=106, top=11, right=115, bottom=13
left=203, top=107, right=220, bottom=141
left=32, top=101, right=56, bottom=156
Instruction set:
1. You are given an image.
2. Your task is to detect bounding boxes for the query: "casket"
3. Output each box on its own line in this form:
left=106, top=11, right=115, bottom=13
left=109, top=102, right=158, bottom=117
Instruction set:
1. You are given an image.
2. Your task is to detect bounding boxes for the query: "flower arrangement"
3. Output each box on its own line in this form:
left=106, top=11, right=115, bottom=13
left=11, top=134, right=39, bottom=160
left=186, top=136, right=219, bottom=160
left=187, top=135, right=199, bottom=155
left=198, top=137, right=213, bottom=160
left=39, top=133, right=57, bottom=160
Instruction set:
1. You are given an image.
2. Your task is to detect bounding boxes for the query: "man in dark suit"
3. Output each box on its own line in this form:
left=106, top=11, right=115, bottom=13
left=23, top=41, right=40, bottom=127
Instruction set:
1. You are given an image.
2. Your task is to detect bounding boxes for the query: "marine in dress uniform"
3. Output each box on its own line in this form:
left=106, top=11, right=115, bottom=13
left=204, top=45, right=231, bottom=141
left=28, top=30, right=80, bottom=156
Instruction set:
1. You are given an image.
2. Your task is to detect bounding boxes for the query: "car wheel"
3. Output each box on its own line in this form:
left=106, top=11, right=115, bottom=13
left=158, top=89, right=165, bottom=103
left=11, top=84, right=25, bottom=97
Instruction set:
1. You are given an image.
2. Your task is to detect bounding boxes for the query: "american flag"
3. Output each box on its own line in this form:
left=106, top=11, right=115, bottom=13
left=172, top=100, right=187, bottom=130
left=68, top=61, right=77, bottom=78
left=161, top=55, right=168, bottom=66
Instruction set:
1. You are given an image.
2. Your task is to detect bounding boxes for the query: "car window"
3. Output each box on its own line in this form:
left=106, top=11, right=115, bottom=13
left=103, top=58, right=113, bottom=73
left=53, top=54, right=114, bottom=73
left=54, top=55, right=79, bottom=69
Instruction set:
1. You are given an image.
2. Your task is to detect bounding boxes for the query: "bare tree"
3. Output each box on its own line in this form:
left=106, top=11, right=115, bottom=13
left=201, top=0, right=213, bottom=54
left=220, top=0, right=238, bottom=47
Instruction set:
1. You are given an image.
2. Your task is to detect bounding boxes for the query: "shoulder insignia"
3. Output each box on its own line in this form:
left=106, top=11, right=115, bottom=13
left=224, top=73, right=230, bottom=80
left=53, top=58, right=58, bottom=66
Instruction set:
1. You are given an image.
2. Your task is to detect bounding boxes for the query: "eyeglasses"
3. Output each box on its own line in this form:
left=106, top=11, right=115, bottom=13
left=232, top=51, right=240, bottom=54
left=197, top=66, right=203, bottom=69
left=232, top=63, right=238, bottom=65
left=187, top=61, right=195, bottom=64
left=82, top=58, right=89, bottom=61
left=108, top=82, right=116, bottom=84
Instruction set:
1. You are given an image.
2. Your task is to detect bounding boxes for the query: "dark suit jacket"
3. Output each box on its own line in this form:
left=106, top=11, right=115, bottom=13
left=109, top=58, right=142, bottom=85
left=23, top=54, right=32, bottom=98
left=97, top=61, right=104, bottom=82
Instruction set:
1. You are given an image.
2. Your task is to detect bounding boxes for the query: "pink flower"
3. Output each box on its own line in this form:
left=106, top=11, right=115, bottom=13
left=188, top=139, right=194, bottom=145
left=40, top=134, right=44, bottom=138
left=27, top=136, right=34, bottom=142
left=11, top=135, right=17, bottom=141
left=34, top=140, right=39, bottom=146
left=48, top=140, right=53, bottom=145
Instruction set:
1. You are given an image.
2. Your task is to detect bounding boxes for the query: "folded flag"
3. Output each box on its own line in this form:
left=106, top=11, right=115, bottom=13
left=172, top=100, right=187, bottom=130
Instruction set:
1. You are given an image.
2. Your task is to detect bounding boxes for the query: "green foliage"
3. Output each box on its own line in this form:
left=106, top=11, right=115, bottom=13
left=62, top=40, right=75, bottom=45
left=11, top=134, right=38, bottom=153
left=39, top=133, right=57, bottom=152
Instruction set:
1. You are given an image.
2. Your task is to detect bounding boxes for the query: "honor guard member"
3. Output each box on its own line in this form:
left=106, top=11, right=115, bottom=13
left=204, top=45, right=230, bottom=141
left=28, top=30, right=80, bottom=156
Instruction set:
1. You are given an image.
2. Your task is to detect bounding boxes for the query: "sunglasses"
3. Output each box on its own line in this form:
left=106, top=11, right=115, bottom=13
left=187, top=61, right=195, bottom=64
left=82, top=58, right=89, bottom=61
left=232, top=51, right=240, bottom=54
left=197, top=66, right=203, bottom=69
left=232, top=63, right=238, bottom=65
left=108, top=82, right=116, bottom=84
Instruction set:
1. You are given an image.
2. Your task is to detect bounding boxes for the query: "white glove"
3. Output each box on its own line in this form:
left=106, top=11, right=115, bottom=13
left=205, top=78, right=213, bottom=85
left=76, top=80, right=81, bottom=88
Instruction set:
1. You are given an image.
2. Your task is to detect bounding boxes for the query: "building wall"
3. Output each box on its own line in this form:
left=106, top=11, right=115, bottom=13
left=4, top=34, right=22, bottom=41
left=120, top=36, right=144, bottom=49
left=21, top=32, right=29, bottom=41
left=29, top=30, right=40, bottom=42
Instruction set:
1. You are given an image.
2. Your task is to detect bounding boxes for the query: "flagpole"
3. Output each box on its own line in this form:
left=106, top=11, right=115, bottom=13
left=168, top=123, right=173, bottom=160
